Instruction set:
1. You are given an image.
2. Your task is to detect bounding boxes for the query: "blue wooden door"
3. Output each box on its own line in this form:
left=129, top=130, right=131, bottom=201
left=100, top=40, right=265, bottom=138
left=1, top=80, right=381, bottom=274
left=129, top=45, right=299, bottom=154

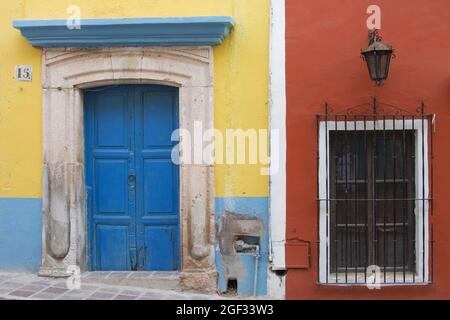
left=85, top=85, right=180, bottom=271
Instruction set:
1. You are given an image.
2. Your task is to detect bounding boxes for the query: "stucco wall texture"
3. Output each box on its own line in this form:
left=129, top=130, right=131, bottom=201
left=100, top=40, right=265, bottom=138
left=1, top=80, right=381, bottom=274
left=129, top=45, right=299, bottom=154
left=0, top=0, right=270, bottom=276
left=0, top=0, right=270, bottom=199
left=285, top=0, right=450, bottom=299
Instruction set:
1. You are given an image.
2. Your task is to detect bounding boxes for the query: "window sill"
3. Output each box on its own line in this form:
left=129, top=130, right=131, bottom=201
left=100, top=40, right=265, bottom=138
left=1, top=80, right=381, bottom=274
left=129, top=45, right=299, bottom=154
left=321, top=272, right=430, bottom=285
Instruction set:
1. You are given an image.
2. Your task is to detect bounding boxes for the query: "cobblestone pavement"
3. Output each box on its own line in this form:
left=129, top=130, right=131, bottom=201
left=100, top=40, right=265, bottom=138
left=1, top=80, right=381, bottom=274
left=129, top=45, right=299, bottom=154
left=0, top=272, right=228, bottom=300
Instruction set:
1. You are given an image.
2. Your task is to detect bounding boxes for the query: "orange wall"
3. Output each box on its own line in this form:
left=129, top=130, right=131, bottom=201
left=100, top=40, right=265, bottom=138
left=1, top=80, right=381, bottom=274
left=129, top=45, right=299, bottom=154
left=285, top=0, right=450, bottom=299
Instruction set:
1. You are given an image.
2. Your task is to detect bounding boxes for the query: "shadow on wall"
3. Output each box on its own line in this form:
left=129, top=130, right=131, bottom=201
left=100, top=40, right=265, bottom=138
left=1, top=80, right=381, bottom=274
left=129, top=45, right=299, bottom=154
left=0, top=198, right=42, bottom=272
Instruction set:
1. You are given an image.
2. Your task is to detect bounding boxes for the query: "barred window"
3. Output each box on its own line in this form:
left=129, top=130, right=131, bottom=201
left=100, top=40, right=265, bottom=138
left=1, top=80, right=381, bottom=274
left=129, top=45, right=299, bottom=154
left=317, top=101, right=433, bottom=285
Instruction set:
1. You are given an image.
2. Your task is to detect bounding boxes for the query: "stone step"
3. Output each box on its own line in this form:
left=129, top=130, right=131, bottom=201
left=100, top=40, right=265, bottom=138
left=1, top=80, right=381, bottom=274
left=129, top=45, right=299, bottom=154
left=81, top=272, right=181, bottom=292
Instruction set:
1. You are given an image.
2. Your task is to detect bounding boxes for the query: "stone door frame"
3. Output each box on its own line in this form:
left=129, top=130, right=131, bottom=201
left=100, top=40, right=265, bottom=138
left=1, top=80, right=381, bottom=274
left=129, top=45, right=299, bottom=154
left=39, top=47, right=216, bottom=292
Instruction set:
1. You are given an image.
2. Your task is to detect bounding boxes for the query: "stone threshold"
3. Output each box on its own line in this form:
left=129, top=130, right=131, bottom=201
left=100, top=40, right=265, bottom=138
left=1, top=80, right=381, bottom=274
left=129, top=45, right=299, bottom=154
left=81, top=271, right=181, bottom=292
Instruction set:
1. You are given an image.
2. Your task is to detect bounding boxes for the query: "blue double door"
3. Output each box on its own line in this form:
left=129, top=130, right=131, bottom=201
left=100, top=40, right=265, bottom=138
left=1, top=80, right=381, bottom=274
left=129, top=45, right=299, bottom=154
left=85, top=85, right=180, bottom=271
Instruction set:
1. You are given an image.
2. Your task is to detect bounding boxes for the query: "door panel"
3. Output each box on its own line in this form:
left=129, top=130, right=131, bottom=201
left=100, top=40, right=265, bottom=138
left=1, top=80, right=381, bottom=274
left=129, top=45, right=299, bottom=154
left=143, top=226, right=177, bottom=270
left=142, top=94, right=176, bottom=147
left=135, top=87, right=180, bottom=271
left=96, top=225, right=131, bottom=270
left=85, top=85, right=179, bottom=271
left=143, top=159, right=175, bottom=214
left=86, top=87, right=135, bottom=271
left=95, top=159, right=128, bottom=214
left=94, top=95, right=128, bottom=147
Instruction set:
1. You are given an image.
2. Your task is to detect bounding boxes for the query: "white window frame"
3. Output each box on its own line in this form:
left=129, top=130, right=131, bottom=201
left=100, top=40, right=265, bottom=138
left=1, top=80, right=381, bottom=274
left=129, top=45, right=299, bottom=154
left=318, top=119, right=430, bottom=284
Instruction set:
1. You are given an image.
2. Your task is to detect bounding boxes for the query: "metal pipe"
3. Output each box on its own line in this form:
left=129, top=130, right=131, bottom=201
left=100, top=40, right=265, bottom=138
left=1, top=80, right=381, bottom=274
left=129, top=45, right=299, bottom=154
left=253, top=245, right=260, bottom=296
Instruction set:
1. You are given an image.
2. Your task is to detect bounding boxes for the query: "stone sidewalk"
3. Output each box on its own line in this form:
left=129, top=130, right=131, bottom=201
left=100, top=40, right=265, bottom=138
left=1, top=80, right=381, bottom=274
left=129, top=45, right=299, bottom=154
left=0, top=272, right=227, bottom=300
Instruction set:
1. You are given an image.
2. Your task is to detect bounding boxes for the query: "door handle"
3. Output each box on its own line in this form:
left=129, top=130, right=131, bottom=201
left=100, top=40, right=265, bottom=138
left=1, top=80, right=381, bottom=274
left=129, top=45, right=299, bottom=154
left=128, top=174, right=136, bottom=192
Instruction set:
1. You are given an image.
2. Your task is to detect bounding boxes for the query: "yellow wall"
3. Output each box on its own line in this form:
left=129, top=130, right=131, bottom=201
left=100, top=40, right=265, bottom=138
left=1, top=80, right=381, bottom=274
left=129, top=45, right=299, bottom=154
left=0, top=0, right=269, bottom=198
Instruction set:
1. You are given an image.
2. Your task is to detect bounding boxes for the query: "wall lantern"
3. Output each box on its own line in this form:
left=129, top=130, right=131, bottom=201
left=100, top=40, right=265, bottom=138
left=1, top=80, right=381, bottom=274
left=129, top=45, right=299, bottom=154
left=361, top=30, right=394, bottom=85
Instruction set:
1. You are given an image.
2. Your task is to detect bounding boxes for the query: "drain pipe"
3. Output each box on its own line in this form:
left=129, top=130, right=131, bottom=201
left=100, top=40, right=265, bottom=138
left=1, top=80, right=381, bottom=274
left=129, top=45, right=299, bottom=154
left=234, top=240, right=261, bottom=296
left=253, top=245, right=260, bottom=296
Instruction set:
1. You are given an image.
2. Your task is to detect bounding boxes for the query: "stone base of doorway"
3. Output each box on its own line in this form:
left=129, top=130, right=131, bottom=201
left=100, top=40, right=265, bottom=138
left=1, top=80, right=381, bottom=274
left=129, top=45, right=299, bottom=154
left=81, top=272, right=180, bottom=292
left=78, top=270, right=218, bottom=294
left=38, top=267, right=73, bottom=278
left=180, top=270, right=217, bottom=294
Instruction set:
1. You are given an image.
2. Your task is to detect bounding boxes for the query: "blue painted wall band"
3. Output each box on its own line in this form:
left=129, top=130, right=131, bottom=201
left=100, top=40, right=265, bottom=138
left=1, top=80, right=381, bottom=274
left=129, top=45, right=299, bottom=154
left=0, top=198, right=42, bottom=272
left=215, top=196, right=269, bottom=296
left=0, top=196, right=269, bottom=297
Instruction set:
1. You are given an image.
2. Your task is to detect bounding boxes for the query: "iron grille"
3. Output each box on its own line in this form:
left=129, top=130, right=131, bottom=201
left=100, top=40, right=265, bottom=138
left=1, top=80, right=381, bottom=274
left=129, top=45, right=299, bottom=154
left=316, top=98, right=434, bottom=285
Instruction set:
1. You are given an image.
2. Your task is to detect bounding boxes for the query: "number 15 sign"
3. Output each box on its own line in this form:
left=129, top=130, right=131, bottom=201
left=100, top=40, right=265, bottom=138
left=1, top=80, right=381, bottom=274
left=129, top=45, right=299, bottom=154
left=14, top=65, right=33, bottom=81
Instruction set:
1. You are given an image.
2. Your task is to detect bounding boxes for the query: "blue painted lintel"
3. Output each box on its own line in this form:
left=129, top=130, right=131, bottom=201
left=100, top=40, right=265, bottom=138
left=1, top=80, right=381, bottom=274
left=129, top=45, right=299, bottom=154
left=13, top=16, right=234, bottom=48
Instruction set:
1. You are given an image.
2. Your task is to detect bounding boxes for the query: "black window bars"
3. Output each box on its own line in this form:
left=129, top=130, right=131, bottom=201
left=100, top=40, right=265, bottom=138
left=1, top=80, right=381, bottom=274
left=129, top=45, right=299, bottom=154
left=316, top=98, right=434, bottom=285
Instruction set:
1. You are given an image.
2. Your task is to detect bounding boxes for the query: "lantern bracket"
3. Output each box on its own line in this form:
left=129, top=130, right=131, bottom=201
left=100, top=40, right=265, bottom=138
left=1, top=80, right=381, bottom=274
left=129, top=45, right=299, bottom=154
left=361, top=29, right=394, bottom=86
